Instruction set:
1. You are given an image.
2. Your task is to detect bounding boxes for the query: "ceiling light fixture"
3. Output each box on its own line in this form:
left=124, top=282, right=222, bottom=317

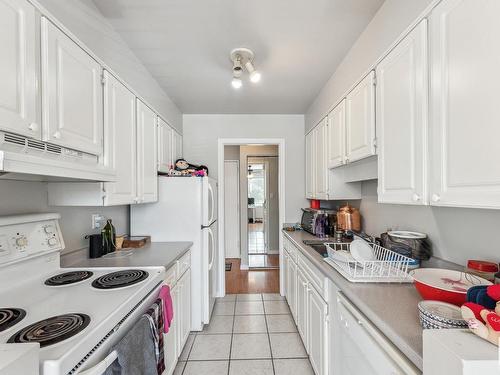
left=230, top=48, right=261, bottom=89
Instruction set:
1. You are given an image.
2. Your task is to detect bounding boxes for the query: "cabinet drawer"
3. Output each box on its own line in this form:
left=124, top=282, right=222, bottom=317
left=299, top=253, right=326, bottom=300
left=164, top=265, right=177, bottom=287
left=177, top=250, right=191, bottom=277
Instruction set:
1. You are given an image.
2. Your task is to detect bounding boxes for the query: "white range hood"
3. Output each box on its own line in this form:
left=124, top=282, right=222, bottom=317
left=0, top=132, right=115, bottom=182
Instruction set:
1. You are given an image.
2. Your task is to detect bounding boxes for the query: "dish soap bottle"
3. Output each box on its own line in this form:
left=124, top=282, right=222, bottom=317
left=101, top=219, right=116, bottom=254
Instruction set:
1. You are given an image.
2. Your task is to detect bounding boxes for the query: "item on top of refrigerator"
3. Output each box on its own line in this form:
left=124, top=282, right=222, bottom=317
left=466, top=260, right=499, bottom=282
left=380, top=230, right=431, bottom=260
left=101, top=219, right=116, bottom=254
left=410, top=268, right=492, bottom=306
left=417, top=300, right=468, bottom=329
left=168, top=158, right=209, bottom=177
left=336, top=204, right=361, bottom=232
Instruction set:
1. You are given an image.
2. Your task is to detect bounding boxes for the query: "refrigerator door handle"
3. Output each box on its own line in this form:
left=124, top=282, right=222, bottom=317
left=207, top=183, right=215, bottom=225
left=208, top=227, right=215, bottom=270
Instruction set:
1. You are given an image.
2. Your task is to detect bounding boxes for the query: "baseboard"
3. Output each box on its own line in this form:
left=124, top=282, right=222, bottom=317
left=240, top=263, right=249, bottom=270
left=267, top=249, right=279, bottom=254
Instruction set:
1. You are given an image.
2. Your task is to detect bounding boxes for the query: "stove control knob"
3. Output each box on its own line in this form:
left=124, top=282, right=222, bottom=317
left=47, top=238, right=58, bottom=246
left=44, top=225, right=55, bottom=234
left=15, top=237, right=28, bottom=247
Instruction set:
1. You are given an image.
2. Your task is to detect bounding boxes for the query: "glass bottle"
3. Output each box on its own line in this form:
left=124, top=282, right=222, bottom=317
left=101, top=219, right=116, bottom=254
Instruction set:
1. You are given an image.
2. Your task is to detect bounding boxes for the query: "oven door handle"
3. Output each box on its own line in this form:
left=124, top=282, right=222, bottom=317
left=78, top=350, right=118, bottom=375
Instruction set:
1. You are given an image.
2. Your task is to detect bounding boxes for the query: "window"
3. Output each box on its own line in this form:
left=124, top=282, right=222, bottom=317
left=248, top=163, right=265, bottom=206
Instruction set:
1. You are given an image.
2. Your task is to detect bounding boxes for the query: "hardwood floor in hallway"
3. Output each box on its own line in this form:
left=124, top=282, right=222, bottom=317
left=225, top=258, right=280, bottom=294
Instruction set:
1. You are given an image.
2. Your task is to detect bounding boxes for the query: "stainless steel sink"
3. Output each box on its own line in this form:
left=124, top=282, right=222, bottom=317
left=302, top=240, right=329, bottom=258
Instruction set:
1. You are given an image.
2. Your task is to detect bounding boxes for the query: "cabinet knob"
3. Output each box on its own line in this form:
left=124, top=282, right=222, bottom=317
left=53, top=131, right=61, bottom=139
left=28, top=122, right=39, bottom=132
left=412, top=193, right=420, bottom=202
left=431, top=194, right=441, bottom=202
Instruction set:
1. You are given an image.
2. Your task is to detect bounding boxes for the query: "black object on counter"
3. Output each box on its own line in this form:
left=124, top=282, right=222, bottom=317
left=86, top=233, right=105, bottom=258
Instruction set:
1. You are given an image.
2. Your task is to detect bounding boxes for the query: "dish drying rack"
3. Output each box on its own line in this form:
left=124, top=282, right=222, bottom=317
left=324, top=242, right=413, bottom=283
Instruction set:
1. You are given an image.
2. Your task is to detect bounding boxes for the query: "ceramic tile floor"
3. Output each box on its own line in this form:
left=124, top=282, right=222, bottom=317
left=174, top=293, right=315, bottom=375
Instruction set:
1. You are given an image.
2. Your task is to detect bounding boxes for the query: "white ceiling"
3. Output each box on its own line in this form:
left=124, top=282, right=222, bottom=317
left=92, top=0, right=385, bottom=114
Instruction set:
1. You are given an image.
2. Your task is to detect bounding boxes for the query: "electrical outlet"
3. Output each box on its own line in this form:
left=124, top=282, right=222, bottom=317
left=91, top=214, right=106, bottom=229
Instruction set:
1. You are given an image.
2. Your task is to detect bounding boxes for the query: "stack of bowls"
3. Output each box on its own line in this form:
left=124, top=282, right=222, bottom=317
left=417, top=300, right=468, bottom=329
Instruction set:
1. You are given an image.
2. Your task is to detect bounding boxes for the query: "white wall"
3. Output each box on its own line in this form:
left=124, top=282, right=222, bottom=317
left=36, top=0, right=182, bottom=132
left=183, top=115, right=307, bottom=223
left=0, top=180, right=129, bottom=253
left=305, top=0, right=435, bottom=131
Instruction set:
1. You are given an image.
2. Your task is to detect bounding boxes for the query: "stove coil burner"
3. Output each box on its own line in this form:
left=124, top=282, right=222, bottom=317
left=0, top=308, right=26, bottom=332
left=44, top=271, right=94, bottom=286
left=92, top=269, right=149, bottom=289
left=8, top=313, right=90, bottom=347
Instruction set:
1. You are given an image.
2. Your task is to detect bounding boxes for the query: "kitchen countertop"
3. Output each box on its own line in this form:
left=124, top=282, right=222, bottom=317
left=61, top=242, right=193, bottom=270
left=283, top=229, right=425, bottom=371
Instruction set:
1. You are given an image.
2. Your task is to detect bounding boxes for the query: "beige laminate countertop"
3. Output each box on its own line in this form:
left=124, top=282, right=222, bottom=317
left=283, top=230, right=425, bottom=371
left=61, top=242, right=193, bottom=270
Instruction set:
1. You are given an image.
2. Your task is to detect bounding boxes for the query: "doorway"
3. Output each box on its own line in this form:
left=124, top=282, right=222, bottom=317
left=247, top=156, right=279, bottom=269
left=218, top=139, right=285, bottom=295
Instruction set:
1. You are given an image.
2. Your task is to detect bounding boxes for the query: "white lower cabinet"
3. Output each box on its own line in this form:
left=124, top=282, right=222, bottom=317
left=296, top=267, right=309, bottom=350
left=163, top=251, right=192, bottom=375
left=308, top=284, right=328, bottom=375
left=288, top=257, right=298, bottom=321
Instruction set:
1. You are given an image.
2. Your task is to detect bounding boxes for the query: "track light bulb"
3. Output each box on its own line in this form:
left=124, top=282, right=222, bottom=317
left=245, top=61, right=261, bottom=83
left=231, top=77, right=242, bottom=89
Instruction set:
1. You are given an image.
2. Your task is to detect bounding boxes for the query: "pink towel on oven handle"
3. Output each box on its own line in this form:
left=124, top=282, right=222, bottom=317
left=159, top=285, right=174, bottom=333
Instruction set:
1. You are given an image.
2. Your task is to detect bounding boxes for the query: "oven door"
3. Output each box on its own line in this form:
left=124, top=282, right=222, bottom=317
left=75, top=284, right=162, bottom=375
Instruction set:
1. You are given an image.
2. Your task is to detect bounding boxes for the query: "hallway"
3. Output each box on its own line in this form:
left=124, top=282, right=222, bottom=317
left=174, top=294, right=314, bottom=375
left=225, top=258, right=279, bottom=294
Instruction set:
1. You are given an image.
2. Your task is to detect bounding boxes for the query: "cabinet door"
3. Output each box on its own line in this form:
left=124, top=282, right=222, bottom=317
left=376, top=20, right=428, bottom=205
left=305, top=131, right=316, bottom=199
left=136, top=99, right=158, bottom=203
left=308, top=285, right=328, bottom=375
left=315, top=119, right=329, bottom=200
left=288, top=259, right=298, bottom=321
left=179, top=269, right=191, bottom=347
left=172, top=131, right=183, bottom=163
left=283, top=251, right=289, bottom=300
left=158, top=117, right=173, bottom=173
left=430, top=0, right=500, bottom=209
left=164, top=283, right=179, bottom=374
left=327, top=100, right=346, bottom=169
left=296, top=267, right=309, bottom=351
left=345, top=71, right=376, bottom=163
left=102, top=71, right=137, bottom=205
left=41, top=18, right=103, bottom=155
left=0, top=0, right=38, bottom=138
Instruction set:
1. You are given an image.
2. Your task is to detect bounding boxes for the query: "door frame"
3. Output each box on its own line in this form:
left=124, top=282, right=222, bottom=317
left=217, top=138, right=286, bottom=297
left=224, top=160, right=241, bottom=259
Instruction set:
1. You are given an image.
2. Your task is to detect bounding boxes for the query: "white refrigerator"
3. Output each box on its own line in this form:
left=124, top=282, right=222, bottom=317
left=130, top=176, right=218, bottom=331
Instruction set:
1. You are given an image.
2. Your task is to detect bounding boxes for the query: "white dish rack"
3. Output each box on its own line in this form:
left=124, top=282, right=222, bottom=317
left=324, top=242, right=413, bottom=283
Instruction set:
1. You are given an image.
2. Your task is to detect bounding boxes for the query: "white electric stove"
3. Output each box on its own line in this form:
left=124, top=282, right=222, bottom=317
left=0, top=213, right=165, bottom=375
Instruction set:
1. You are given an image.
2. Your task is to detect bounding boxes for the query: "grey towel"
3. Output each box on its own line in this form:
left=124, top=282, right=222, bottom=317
left=105, top=316, right=157, bottom=375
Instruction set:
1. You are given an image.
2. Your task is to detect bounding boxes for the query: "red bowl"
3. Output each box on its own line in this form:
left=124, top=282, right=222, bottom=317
left=410, top=268, right=492, bottom=306
left=413, top=280, right=467, bottom=306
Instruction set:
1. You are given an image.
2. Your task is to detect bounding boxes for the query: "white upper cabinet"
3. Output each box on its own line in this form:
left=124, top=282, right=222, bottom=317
left=429, top=0, right=500, bottom=209
left=377, top=19, right=428, bottom=205
left=315, top=118, right=329, bottom=200
left=102, top=71, right=137, bottom=205
left=327, top=100, right=346, bottom=169
left=41, top=17, right=103, bottom=155
left=305, top=130, right=315, bottom=199
left=136, top=99, right=158, bottom=203
left=157, top=117, right=173, bottom=173
left=172, top=130, right=183, bottom=162
left=0, top=0, right=38, bottom=138
left=345, top=71, right=376, bottom=163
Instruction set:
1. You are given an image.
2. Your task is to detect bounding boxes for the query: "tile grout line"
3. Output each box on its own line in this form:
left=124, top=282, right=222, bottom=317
left=262, top=294, right=277, bottom=375
left=227, top=298, right=237, bottom=375
left=180, top=332, right=196, bottom=375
